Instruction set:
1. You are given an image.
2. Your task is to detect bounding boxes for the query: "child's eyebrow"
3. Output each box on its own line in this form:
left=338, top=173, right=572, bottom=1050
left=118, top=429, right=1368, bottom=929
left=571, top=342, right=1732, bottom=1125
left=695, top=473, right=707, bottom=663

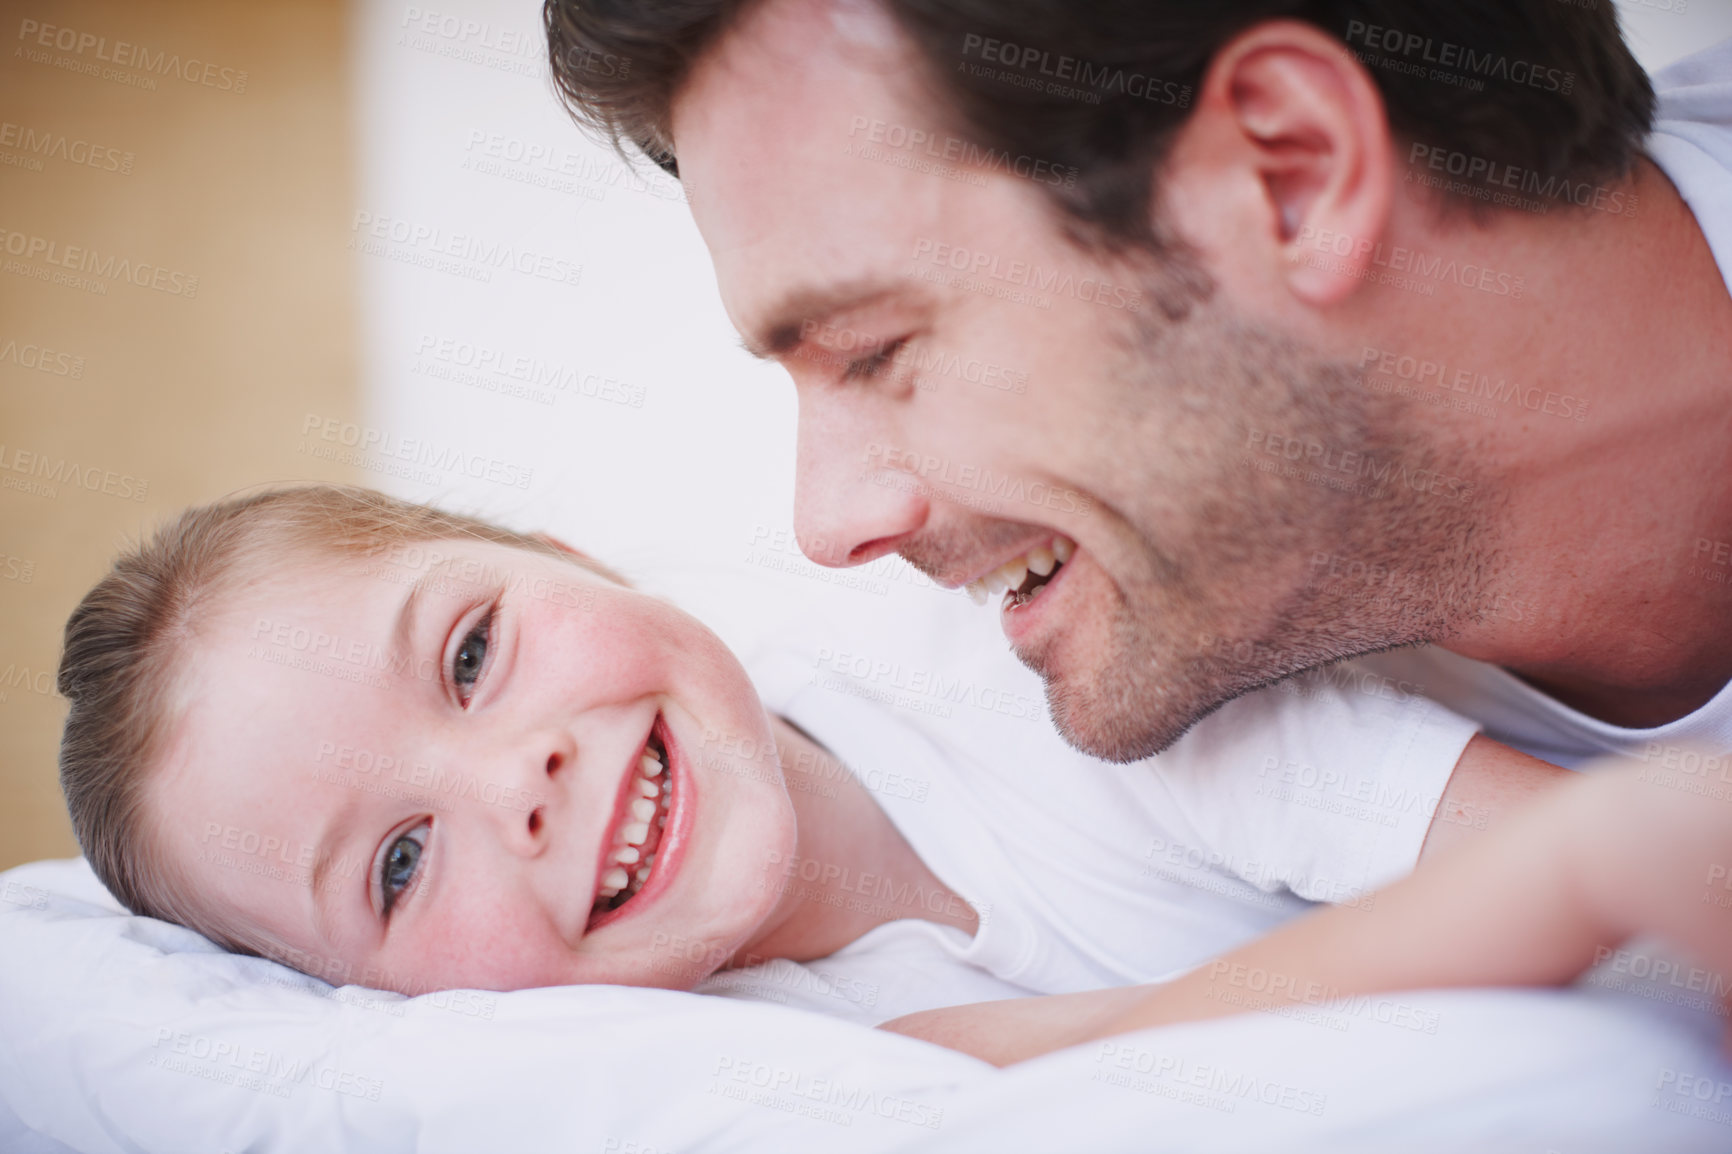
left=306, top=552, right=477, bottom=938
left=309, top=802, right=364, bottom=945
left=291, top=553, right=479, bottom=950
left=389, top=554, right=469, bottom=663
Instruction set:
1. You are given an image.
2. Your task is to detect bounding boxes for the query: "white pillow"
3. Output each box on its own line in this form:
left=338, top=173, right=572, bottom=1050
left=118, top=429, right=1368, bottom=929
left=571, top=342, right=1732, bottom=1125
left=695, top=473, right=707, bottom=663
left=7, top=857, right=1732, bottom=1153
left=0, top=858, right=985, bottom=1153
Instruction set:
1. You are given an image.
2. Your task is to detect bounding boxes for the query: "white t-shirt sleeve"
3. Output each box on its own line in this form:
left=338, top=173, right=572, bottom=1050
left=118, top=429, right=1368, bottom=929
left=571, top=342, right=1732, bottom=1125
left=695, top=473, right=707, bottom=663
left=1149, top=662, right=1482, bottom=905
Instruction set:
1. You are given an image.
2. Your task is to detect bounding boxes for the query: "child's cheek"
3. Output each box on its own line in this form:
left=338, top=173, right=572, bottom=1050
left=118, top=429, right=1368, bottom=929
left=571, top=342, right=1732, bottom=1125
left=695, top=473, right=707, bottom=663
left=535, top=591, right=679, bottom=701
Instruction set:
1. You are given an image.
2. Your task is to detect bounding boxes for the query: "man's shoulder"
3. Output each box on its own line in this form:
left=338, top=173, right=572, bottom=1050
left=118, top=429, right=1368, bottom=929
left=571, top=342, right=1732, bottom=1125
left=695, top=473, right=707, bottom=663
left=1650, top=35, right=1732, bottom=97
left=1353, top=647, right=1732, bottom=767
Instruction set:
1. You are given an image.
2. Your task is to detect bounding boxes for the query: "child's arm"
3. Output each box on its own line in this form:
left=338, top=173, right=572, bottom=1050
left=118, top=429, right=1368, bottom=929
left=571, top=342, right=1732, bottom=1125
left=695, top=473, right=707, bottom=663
left=883, top=748, right=1732, bottom=1066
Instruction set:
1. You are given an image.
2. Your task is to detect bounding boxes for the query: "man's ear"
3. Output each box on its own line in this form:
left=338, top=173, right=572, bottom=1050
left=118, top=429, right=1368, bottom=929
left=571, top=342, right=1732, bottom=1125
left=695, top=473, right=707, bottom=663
left=1186, top=19, right=1395, bottom=307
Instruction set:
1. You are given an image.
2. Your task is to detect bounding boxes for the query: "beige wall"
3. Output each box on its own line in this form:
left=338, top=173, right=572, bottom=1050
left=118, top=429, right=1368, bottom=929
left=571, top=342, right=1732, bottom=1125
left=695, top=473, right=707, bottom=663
left=0, top=0, right=360, bottom=870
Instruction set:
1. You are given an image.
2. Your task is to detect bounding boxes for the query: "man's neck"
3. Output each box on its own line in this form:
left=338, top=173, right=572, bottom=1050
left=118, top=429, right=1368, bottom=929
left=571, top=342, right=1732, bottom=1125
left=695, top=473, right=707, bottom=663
left=1386, top=159, right=1732, bottom=726
left=731, top=717, right=977, bottom=967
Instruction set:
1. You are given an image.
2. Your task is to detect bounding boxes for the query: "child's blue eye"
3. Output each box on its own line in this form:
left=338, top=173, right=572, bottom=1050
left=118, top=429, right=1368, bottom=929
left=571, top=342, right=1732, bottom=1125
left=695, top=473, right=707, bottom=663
left=380, top=823, right=428, bottom=918
left=452, top=610, right=493, bottom=702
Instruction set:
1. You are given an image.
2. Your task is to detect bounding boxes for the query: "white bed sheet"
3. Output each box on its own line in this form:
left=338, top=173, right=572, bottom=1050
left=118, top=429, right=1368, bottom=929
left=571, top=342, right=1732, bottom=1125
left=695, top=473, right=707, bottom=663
left=5, top=856, right=1732, bottom=1152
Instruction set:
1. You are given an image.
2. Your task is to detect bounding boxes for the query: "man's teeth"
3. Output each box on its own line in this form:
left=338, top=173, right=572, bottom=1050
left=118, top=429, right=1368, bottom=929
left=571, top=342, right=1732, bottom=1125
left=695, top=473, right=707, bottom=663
left=595, top=738, right=673, bottom=907
left=965, top=535, right=1076, bottom=607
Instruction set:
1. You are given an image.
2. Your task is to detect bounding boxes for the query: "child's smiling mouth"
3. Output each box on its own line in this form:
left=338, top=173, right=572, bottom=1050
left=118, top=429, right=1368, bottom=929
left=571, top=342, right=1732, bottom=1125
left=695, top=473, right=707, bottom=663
left=587, top=718, right=673, bottom=927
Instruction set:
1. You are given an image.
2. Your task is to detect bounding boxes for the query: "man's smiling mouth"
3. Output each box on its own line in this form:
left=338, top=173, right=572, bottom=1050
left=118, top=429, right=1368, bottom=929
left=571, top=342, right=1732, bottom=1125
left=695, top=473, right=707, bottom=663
left=964, top=534, right=1075, bottom=610
left=588, top=724, right=672, bottom=923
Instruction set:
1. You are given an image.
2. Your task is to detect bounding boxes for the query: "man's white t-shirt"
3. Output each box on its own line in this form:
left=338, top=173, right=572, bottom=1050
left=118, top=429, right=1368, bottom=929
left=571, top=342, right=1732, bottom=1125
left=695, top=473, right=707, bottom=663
left=1358, top=37, right=1732, bottom=771
left=698, top=645, right=1478, bottom=1024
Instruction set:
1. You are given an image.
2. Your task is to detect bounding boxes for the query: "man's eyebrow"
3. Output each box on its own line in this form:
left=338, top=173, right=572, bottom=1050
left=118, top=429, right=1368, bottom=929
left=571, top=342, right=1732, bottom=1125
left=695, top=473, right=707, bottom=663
left=737, top=280, right=910, bottom=361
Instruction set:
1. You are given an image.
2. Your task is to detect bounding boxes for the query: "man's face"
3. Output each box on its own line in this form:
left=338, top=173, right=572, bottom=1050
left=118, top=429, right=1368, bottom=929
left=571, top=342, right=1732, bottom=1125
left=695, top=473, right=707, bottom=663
left=674, top=0, right=1478, bottom=758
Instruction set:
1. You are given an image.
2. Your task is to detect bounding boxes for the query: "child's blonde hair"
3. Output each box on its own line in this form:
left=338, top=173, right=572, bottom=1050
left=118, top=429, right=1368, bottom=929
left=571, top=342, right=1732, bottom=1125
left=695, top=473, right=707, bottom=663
left=57, top=484, right=622, bottom=956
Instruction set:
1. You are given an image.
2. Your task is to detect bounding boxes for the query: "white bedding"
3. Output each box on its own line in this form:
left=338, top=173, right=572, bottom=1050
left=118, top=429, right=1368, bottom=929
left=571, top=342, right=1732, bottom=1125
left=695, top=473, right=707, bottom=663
left=6, top=857, right=1732, bottom=1152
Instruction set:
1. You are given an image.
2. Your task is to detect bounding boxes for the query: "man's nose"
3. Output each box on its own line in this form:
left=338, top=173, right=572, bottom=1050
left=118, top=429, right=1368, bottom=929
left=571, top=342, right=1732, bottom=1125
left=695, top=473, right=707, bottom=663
left=792, top=396, right=928, bottom=568
left=479, top=727, right=577, bottom=857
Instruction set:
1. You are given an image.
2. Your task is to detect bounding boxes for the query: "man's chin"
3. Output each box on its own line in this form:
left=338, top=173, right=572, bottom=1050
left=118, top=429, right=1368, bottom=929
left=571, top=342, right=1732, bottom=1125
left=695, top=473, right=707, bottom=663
left=1041, top=675, right=1194, bottom=764
left=1013, top=636, right=1189, bottom=763
left=1020, top=603, right=1273, bottom=762
left=1007, top=582, right=1230, bottom=762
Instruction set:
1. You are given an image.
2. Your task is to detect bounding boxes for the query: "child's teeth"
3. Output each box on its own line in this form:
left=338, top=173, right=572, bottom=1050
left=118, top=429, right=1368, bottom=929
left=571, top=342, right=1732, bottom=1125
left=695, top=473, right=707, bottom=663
left=1027, top=545, right=1055, bottom=576
left=593, top=729, right=678, bottom=917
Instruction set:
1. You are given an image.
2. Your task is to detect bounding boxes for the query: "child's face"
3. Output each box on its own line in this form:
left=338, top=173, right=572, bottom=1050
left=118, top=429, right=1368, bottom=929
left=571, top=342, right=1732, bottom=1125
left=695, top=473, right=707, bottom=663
left=150, top=538, right=797, bottom=995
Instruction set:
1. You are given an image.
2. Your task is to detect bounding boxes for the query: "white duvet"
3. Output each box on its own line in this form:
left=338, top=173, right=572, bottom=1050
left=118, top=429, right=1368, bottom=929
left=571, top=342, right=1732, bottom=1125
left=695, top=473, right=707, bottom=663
left=5, top=857, right=1732, bottom=1153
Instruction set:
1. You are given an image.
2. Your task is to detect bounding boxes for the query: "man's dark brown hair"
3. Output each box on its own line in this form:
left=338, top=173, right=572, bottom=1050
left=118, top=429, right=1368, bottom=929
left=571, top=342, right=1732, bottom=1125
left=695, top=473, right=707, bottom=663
left=545, top=0, right=1654, bottom=250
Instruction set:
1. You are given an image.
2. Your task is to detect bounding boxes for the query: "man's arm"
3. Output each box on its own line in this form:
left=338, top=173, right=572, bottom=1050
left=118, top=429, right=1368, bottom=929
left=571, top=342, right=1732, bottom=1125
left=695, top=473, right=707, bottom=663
left=883, top=747, right=1732, bottom=1066
left=1417, top=733, right=1572, bottom=861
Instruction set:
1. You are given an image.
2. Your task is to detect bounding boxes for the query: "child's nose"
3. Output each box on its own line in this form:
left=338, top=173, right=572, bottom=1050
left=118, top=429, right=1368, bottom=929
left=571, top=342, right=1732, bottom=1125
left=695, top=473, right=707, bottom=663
left=482, top=728, right=575, bottom=856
